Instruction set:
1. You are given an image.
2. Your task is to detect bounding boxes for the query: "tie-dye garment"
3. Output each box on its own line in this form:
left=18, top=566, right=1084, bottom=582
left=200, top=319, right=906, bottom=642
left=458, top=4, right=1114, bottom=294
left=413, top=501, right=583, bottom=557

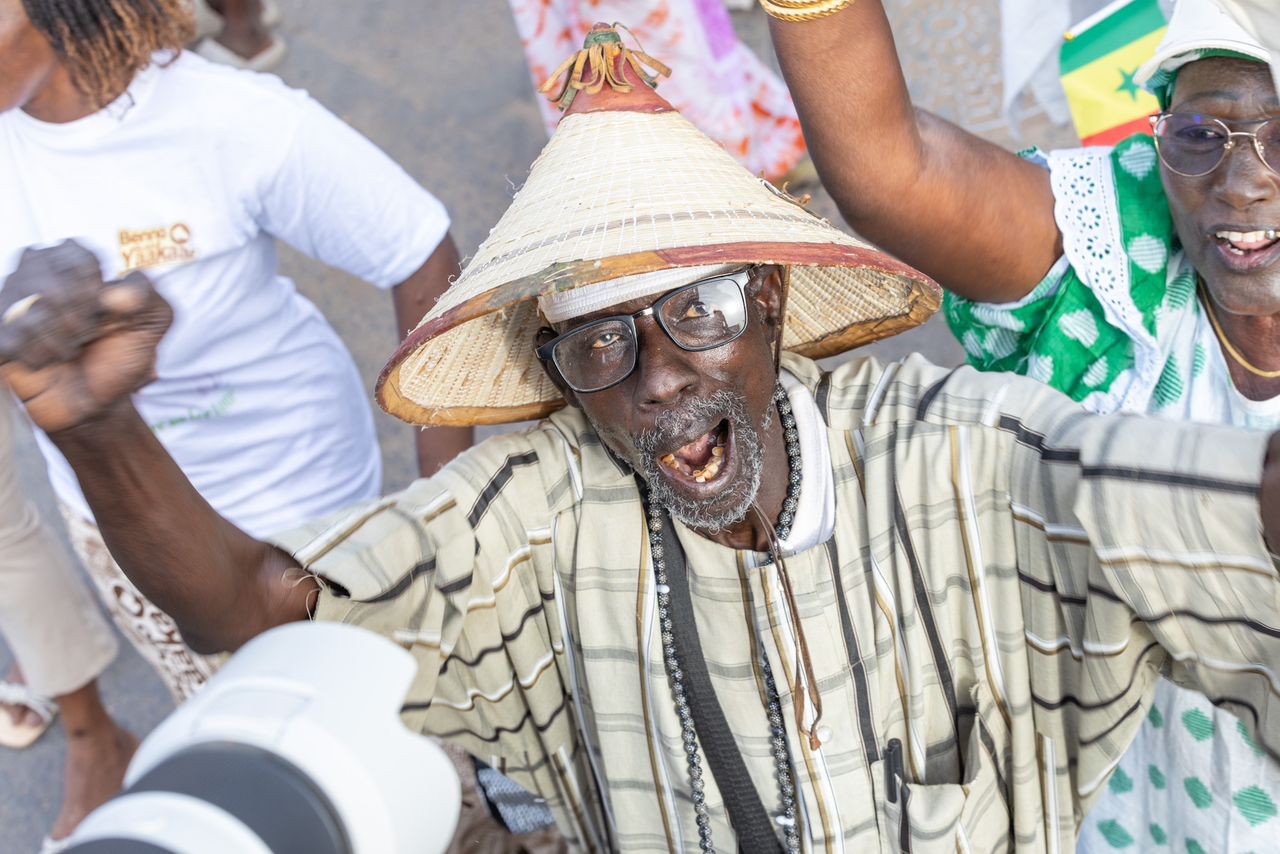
left=508, top=0, right=806, bottom=181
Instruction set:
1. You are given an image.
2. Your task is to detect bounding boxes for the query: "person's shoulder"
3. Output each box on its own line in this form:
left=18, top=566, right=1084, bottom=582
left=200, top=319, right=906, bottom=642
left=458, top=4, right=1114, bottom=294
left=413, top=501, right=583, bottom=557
left=446, top=421, right=566, bottom=476
left=1043, top=134, right=1171, bottom=233
left=268, top=427, right=575, bottom=601
left=814, top=352, right=1081, bottom=434
left=437, top=417, right=592, bottom=514
left=802, top=352, right=960, bottom=430
left=148, top=50, right=310, bottom=125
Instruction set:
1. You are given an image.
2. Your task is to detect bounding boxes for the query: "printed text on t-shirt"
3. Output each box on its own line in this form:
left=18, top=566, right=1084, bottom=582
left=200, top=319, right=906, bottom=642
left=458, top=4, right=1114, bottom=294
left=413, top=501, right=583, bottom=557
left=118, top=223, right=196, bottom=272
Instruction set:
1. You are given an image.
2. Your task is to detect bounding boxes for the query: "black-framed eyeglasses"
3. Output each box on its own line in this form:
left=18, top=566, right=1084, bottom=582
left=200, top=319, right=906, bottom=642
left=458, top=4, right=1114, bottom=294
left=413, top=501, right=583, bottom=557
left=535, top=267, right=756, bottom=394
left=1150, top=111, right=1280, bottom=178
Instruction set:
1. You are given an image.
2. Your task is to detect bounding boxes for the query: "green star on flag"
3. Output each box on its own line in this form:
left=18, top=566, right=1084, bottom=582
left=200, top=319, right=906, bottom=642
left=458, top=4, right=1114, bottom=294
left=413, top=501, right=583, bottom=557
left=1117, top=67, right=1142, bottom=100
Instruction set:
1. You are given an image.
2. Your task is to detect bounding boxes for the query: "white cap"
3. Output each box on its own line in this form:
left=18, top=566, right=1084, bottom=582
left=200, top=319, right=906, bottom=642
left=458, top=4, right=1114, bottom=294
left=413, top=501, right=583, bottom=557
left=1135, top=0, right=1269, bottom=101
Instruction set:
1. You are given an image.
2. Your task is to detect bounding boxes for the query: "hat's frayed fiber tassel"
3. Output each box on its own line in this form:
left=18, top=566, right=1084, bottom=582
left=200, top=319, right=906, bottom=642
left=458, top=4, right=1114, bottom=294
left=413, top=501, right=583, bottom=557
left=538, top=25, right=672, bottom=112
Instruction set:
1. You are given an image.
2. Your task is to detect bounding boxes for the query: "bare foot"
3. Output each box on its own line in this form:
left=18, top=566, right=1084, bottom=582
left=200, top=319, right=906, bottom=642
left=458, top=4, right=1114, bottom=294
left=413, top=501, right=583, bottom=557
left=1, top=665, right=47, bottom=733
left=49, top=721, right=139, bottom=840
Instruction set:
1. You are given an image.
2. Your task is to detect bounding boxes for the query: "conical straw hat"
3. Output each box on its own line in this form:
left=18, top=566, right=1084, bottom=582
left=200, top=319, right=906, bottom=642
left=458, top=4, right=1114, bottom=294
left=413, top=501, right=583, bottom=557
left=377, top=24, right=941, bottom=427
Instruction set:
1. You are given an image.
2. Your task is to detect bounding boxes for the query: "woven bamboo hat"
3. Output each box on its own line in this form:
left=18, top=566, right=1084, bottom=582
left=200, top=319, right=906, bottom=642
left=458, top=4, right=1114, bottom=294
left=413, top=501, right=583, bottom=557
left=377, top=24, right=941, bottom=427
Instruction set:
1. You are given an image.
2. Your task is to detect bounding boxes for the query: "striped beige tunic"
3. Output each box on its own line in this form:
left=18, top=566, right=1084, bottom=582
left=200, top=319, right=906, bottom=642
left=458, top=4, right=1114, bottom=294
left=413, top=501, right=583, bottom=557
left=271, top=352, right=1280, bottom=853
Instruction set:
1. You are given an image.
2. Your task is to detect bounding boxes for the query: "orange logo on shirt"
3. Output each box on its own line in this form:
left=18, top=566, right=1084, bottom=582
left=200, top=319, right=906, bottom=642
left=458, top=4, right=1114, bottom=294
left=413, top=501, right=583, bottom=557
left=118, top=223, right=196, bottom=272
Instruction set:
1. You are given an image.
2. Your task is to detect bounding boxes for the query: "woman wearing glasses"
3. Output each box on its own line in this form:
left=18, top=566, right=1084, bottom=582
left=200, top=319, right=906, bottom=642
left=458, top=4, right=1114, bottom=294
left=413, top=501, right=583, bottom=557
left=768, top=0, right=1277, bottom=849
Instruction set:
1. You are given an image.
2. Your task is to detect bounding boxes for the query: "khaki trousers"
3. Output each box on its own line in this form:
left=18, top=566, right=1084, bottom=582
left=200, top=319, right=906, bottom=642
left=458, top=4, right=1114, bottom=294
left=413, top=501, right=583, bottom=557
left=0, top=397, right=117, bottom=697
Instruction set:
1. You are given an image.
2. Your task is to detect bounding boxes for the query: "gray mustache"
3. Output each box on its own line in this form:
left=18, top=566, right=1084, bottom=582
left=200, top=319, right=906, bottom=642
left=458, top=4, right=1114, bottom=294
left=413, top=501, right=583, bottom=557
left=634, top=390, right=748, bottom=456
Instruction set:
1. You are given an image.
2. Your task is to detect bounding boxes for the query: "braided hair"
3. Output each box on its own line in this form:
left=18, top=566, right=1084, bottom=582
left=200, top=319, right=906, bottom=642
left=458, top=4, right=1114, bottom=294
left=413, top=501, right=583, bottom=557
left=20, top=0, right=195, bottom=108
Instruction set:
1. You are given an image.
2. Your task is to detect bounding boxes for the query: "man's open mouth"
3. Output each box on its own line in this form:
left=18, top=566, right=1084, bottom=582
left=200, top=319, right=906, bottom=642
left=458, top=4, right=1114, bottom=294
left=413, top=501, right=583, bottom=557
left=657, top=419, right=730, bottom=485
left=633, top=391, right=764, bottom=531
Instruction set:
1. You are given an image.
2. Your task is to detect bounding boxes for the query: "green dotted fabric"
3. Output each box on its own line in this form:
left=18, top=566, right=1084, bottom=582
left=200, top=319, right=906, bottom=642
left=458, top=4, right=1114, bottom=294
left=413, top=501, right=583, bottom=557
left=1079, top=685, right=1279, bottom=852
left=945, top=135, right=1178, bottom=408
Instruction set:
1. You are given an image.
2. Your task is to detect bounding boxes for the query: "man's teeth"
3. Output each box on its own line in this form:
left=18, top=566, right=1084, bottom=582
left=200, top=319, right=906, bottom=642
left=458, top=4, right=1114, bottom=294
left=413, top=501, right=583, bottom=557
left=659, top=435, right=727, bottom=482
left=694, top=459, right=721, bottom=484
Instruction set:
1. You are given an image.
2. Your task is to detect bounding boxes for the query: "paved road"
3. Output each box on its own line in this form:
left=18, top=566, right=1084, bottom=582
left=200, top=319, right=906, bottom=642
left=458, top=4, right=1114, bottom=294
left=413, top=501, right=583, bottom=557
left=0, top=1, right=1080, bottom=849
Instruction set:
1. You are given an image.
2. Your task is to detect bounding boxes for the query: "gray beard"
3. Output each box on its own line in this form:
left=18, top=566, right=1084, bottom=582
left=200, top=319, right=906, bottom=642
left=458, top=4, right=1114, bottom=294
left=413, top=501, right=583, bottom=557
left=629, top=389, right=770, bottom=532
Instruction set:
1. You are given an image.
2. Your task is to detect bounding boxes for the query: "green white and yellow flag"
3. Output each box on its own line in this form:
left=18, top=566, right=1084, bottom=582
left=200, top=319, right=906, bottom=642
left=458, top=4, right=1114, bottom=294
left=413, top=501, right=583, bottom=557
left=1060, top=0, right=1169, bottom=146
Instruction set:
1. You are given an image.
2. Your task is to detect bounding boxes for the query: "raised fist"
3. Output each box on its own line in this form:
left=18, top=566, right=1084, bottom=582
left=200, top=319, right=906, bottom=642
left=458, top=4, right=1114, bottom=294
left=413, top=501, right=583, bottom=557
left=0, top=240, right=173, bottom=434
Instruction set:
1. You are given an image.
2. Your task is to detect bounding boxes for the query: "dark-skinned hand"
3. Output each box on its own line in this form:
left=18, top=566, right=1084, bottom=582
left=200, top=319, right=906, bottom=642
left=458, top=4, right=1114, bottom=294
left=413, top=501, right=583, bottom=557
left=0, top=240, right=172, bottom=434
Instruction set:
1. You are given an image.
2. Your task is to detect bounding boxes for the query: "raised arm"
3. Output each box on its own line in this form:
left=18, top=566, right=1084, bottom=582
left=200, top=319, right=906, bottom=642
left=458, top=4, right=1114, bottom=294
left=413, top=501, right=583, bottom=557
left=769, top=2, right=1063, bottom=302
left=0, top=242, right=311, bottom=653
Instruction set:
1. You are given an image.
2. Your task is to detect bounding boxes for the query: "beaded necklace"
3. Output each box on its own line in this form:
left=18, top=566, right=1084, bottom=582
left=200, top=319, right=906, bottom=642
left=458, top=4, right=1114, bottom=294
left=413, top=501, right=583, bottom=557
left=644, top=382, right=803, bottom=853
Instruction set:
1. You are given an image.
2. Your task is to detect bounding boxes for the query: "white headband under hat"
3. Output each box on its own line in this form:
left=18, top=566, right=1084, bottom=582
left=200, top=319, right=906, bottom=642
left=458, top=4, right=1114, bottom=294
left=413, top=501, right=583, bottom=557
left=537, top=264, right=741, bottom=324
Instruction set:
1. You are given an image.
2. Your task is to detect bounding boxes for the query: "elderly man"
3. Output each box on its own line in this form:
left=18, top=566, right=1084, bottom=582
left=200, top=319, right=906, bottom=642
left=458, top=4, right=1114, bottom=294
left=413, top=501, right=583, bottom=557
left=5, top=23, right=1280, bottom=853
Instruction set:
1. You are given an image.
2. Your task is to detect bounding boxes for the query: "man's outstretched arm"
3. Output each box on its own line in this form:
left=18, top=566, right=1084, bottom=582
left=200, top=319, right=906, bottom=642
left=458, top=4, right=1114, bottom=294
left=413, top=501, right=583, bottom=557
left=769, top=2, right=1062, bottom=302
left=971, top=368, right=1280, bottom=768
left=54, top=402, right=312, bottom=653
left=0, top=242, right=311, bottom=653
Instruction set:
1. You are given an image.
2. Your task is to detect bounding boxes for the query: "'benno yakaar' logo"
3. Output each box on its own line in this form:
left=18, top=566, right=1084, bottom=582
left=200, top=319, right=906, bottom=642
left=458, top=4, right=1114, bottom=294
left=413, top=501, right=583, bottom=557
left=118, top=222, right=196, bottom=272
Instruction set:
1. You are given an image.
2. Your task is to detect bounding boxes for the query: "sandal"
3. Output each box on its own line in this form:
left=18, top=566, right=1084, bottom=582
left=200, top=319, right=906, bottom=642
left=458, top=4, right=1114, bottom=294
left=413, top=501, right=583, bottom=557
left=0, top=681, right=57, bottom=749
left=39, top=835, right=69, bottom=854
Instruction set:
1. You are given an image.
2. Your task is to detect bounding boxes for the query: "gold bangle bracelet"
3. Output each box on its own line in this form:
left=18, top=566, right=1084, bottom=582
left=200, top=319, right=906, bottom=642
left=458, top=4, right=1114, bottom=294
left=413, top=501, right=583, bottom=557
left=759, top=0, right=854, bottom=21
left=764, top=0, right=840, bottom=7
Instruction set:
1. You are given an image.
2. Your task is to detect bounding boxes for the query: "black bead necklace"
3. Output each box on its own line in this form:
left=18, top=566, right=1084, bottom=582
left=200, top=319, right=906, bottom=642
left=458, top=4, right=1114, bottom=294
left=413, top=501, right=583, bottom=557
left=645, top=382, right=803, bottom=853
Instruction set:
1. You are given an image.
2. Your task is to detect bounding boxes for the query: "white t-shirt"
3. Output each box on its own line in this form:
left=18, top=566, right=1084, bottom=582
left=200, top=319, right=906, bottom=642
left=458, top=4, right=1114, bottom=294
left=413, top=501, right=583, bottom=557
left=0, top=51, right=450, bottom=537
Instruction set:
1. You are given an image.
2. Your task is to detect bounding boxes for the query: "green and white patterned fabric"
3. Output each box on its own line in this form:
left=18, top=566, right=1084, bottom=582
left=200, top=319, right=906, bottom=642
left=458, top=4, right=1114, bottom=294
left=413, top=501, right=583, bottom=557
left=946, top=133, right=1280, bottom=852
left=947, top=134, right=1280, bottom=429
left=1084, top=690, right=1280, bottom=853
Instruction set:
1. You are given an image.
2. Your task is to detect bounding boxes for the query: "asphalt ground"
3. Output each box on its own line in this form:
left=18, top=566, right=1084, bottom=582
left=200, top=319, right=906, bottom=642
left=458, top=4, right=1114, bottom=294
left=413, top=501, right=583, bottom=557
left=0, top=1, right=1081, bottom=850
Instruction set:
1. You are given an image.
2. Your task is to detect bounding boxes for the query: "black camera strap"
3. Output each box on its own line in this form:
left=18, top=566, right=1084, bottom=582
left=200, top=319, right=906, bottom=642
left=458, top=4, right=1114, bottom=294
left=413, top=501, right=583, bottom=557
left=657, top=508, right=785, bottom=854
